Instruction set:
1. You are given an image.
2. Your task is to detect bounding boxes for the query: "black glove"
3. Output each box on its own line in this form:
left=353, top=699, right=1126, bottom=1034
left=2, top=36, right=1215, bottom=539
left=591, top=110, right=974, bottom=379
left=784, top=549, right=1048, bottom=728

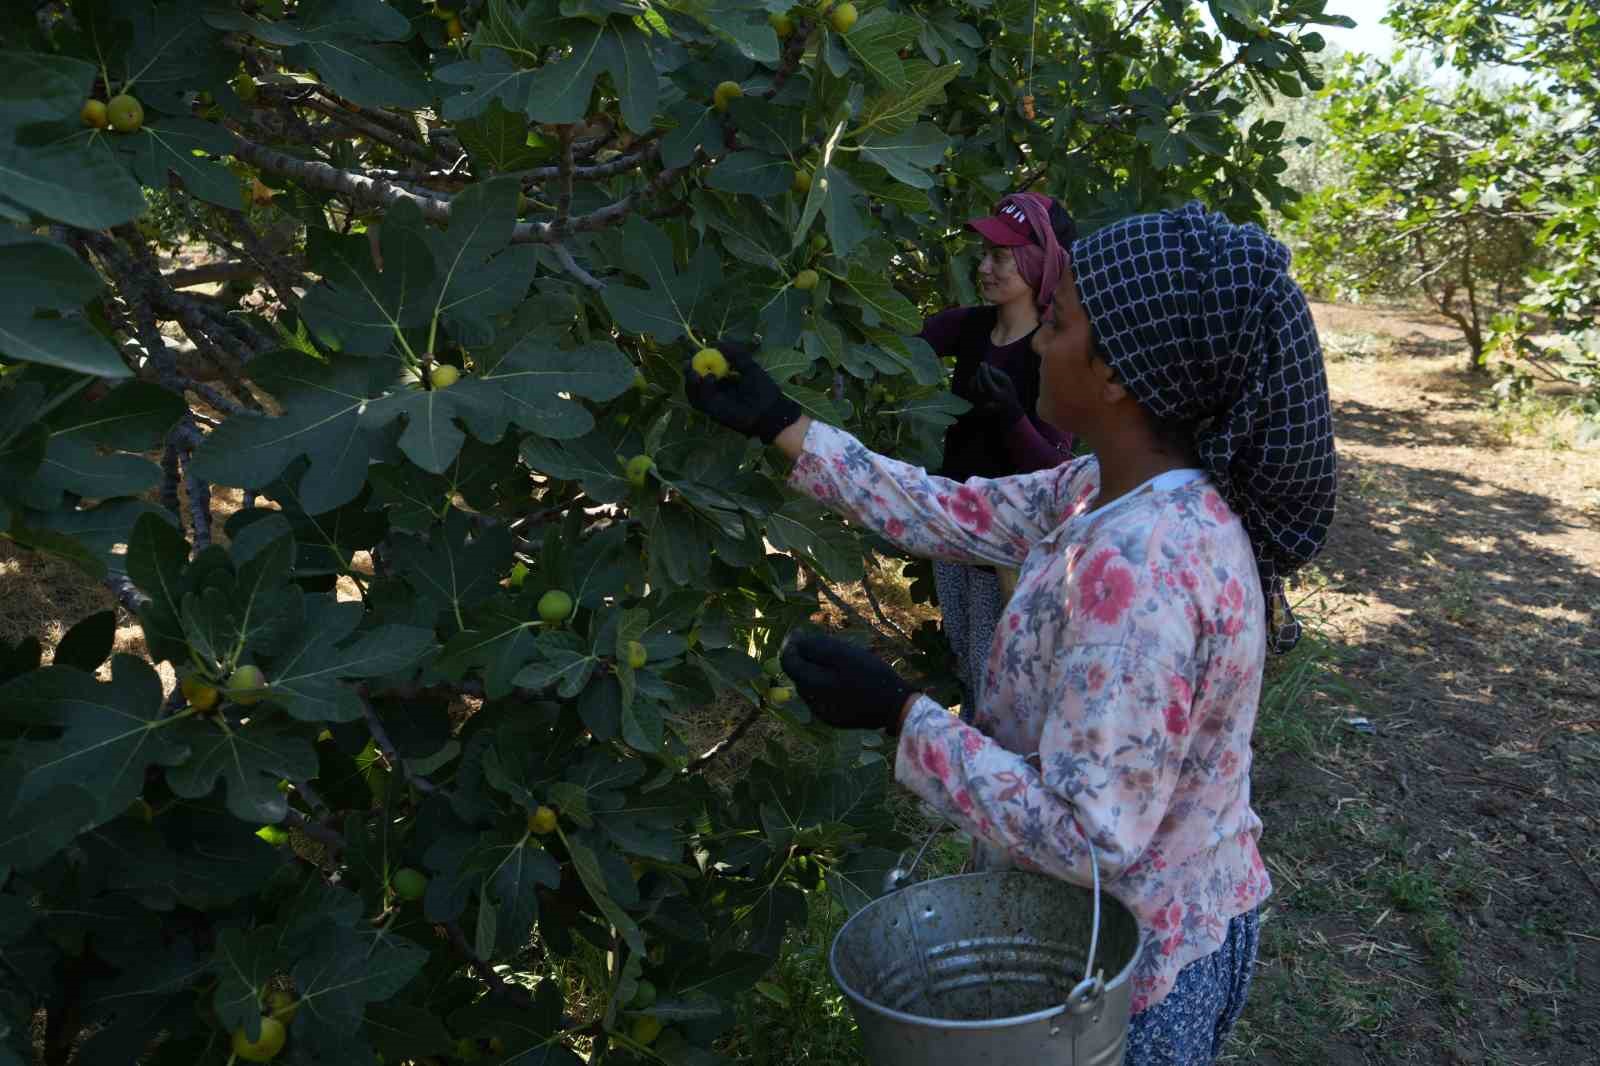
left=684, top=342, right=803, bottom=444
left=970, top=363, right=1025, bottom=424
left=780, top=631, right=914, bottom=733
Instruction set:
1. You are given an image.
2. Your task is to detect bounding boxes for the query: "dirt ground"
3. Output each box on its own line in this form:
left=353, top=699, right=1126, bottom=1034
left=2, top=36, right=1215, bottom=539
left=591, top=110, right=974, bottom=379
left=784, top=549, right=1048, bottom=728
left=2, top=301, right=1597, bottom=1066
left=1227, top=303, right=1600, bottom=1066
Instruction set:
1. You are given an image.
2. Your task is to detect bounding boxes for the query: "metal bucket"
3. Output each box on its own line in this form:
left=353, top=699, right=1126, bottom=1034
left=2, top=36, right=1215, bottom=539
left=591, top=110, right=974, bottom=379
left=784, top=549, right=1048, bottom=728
left=829, top=834, right=1141, bottom=1066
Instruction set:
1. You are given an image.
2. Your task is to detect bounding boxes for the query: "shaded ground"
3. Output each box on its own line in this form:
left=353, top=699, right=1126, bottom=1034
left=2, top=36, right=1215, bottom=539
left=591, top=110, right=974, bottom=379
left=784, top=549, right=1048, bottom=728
left=1227, top=303, right=1600, bottom=1066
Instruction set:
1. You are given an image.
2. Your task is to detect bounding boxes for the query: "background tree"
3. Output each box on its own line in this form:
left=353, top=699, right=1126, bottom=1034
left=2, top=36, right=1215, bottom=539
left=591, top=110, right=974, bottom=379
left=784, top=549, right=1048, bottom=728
left=1282, top=59, right=1547, bottom=368
left=0, top=1, right=1335, bottom=1063
left=1285, top=0, right=1597, bottom=412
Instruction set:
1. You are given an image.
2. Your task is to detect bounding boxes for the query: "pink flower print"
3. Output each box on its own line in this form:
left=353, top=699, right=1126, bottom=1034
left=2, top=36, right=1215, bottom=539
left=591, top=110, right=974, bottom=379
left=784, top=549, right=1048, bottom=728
left=1008, top=613, right=1020, bottom=631
left=1169, top=675, right=1193, bottom=705
left=995, top=771, right=1029, bottom=804
left=1080, top=549, right=1136, bottom=624
left=1218, top=749, right=1240, bottom=776
left=1204, top=491, right=1232, bottom=525
left=954, top=789, right=974, bottom=814
left=885, top=517, right=905, bottom=537
left=1221, top=615, right=1244, bottom=638
left=1151, top=901, right=1183, bottom=931
left=919, top=740, right=950, bottom=781
left=1160, top=930, right=1186, bottom=956
left=1220, top=578, right=1244, bottom=612
left=961, top=729, right=985, bottom=756
left=1131, top=978, right=1155, bottom=1014
left=1085, top=662, right=1109, bottom=691
left=1179, top=568, right=1198, bottom=591
left=1163, top=701, right=1189, bottom=736
left=945, top=486, right=994, bottom=534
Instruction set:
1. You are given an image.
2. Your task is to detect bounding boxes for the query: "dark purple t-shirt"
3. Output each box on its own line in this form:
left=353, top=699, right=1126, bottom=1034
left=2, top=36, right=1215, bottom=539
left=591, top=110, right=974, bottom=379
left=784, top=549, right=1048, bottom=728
left=921, top=306, right=1075, bottom=478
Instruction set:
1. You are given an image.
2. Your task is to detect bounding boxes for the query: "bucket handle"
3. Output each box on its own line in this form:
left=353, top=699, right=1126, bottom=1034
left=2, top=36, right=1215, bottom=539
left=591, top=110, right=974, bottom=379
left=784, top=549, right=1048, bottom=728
left=882, top=822, right=1106, bottom=1016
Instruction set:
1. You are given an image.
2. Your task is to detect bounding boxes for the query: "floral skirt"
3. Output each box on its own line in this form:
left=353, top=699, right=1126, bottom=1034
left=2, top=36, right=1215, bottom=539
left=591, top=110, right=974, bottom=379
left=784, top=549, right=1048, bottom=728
left=931, top=561, right=1005, bottom=723
left=1126, top=906, right=1261, bottom=1065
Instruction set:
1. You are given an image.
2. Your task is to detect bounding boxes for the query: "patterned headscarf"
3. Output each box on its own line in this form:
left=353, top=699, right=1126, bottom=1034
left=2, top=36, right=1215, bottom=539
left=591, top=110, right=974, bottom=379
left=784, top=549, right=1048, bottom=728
left=1070, top=202, right=1337, bottom=651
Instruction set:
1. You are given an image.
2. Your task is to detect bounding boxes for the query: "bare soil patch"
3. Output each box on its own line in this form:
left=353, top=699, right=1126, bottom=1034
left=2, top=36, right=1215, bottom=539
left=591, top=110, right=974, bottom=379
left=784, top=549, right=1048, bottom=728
left=1232, top=303, right=1600, bottom=1066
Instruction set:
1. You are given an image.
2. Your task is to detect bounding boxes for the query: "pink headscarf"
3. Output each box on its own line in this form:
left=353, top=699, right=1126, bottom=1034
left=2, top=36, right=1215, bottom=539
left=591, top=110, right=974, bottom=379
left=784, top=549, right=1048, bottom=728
left=966, top=192, right=1069, bottom=311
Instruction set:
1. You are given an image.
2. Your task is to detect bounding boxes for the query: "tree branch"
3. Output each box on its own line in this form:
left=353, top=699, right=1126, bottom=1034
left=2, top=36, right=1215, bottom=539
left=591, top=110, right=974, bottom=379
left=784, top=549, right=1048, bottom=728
left=107, top=226, right=262, bottom=409
left=281, top=807, right=347, bottom=855
left=229, top=135, right=692, bottom=247
left=517, top=136, right=661, bottom=183
left=282, top=90, right=436, bottom=164
left=182, top=453, right=213, bottom=552
left=551, top=242, right=605, bottom=291
left=554, top=123, right=576, bottom=236
left=765, top=17, right=817, bottom=99
left=685, top=706, right=764, bottom=774
left=219, top=208, right=305, bottom=311
left=445, top=922, right=540, bottom=1009
left=230, top=136, right=455, bottom=224
left=104, top=574, right=148, bottom=613
left=160, top=440, right=182, bottom=517
left=861, top=560, right=913, bottom=645
left=1114, top=0, right=1162, bottom=37
left=510, top=161, right=691, bottom=244
left=796, top=559, right=920, bottom=660
left=165, top=259, right=262, bottom=289
left=357, top=688, right=438, bottom=794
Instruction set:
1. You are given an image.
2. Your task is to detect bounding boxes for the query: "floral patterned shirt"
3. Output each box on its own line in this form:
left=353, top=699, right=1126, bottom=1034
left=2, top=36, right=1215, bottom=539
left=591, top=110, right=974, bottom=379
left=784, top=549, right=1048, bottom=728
left=789, top=422, right=1273, bottom=1013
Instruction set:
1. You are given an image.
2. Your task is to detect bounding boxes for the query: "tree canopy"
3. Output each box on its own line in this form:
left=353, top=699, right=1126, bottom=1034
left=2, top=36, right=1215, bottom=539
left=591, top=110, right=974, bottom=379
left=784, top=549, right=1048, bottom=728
left=0, top=1, right=1340, bottom=1063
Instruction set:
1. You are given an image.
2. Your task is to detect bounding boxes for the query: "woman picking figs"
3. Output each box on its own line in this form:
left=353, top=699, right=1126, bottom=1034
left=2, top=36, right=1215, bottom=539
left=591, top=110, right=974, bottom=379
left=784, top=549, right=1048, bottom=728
left=685, top=203, right=1338, bottom=1064
left=920, top=192, right=1079, bottom=717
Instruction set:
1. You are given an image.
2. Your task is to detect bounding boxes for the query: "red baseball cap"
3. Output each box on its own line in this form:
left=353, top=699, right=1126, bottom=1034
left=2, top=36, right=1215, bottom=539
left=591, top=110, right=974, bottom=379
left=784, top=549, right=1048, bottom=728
left=965, top=199, right=1035, bottom=247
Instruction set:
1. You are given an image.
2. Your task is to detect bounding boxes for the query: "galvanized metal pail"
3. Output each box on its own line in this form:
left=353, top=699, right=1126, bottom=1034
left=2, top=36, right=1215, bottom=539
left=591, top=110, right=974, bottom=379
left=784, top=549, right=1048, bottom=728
left=828, top=835, right=1141, bottom=1066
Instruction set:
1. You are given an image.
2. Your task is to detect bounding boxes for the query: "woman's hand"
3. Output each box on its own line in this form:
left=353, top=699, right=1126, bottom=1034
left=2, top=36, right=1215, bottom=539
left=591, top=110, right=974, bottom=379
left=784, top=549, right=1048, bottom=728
left=780, top=632, right=914, bottom=733
left=971, top=364, right=1026, bottom=424
left=683, top=342, right=803, bottom=444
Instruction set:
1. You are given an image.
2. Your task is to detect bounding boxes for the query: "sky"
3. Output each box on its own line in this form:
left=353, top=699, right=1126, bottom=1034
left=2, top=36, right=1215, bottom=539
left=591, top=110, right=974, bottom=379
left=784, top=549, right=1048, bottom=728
left=1318, top=0, right=1399, bottom=59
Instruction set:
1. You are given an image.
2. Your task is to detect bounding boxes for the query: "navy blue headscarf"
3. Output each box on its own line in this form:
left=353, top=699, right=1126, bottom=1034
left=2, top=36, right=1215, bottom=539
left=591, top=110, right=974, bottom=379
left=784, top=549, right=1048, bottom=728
left=1071, top=202, right=1337, bottom=652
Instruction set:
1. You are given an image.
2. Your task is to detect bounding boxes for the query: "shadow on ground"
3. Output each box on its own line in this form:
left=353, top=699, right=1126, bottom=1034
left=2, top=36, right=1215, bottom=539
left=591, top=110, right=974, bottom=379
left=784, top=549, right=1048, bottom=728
left=1237, top=382, right=1600, bottom=1066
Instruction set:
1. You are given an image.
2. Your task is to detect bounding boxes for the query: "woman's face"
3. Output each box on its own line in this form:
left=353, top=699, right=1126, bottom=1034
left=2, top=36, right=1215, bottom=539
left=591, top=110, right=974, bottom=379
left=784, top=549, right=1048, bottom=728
left=976, top=242, right=1033, bottom=308
left=1033, top=261, right=1101, bottom=429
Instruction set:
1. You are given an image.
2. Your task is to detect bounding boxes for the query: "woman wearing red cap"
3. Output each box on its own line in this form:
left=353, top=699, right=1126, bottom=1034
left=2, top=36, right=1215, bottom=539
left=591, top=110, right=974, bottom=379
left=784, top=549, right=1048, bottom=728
left=923, top=192, right=1078, bottom=716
